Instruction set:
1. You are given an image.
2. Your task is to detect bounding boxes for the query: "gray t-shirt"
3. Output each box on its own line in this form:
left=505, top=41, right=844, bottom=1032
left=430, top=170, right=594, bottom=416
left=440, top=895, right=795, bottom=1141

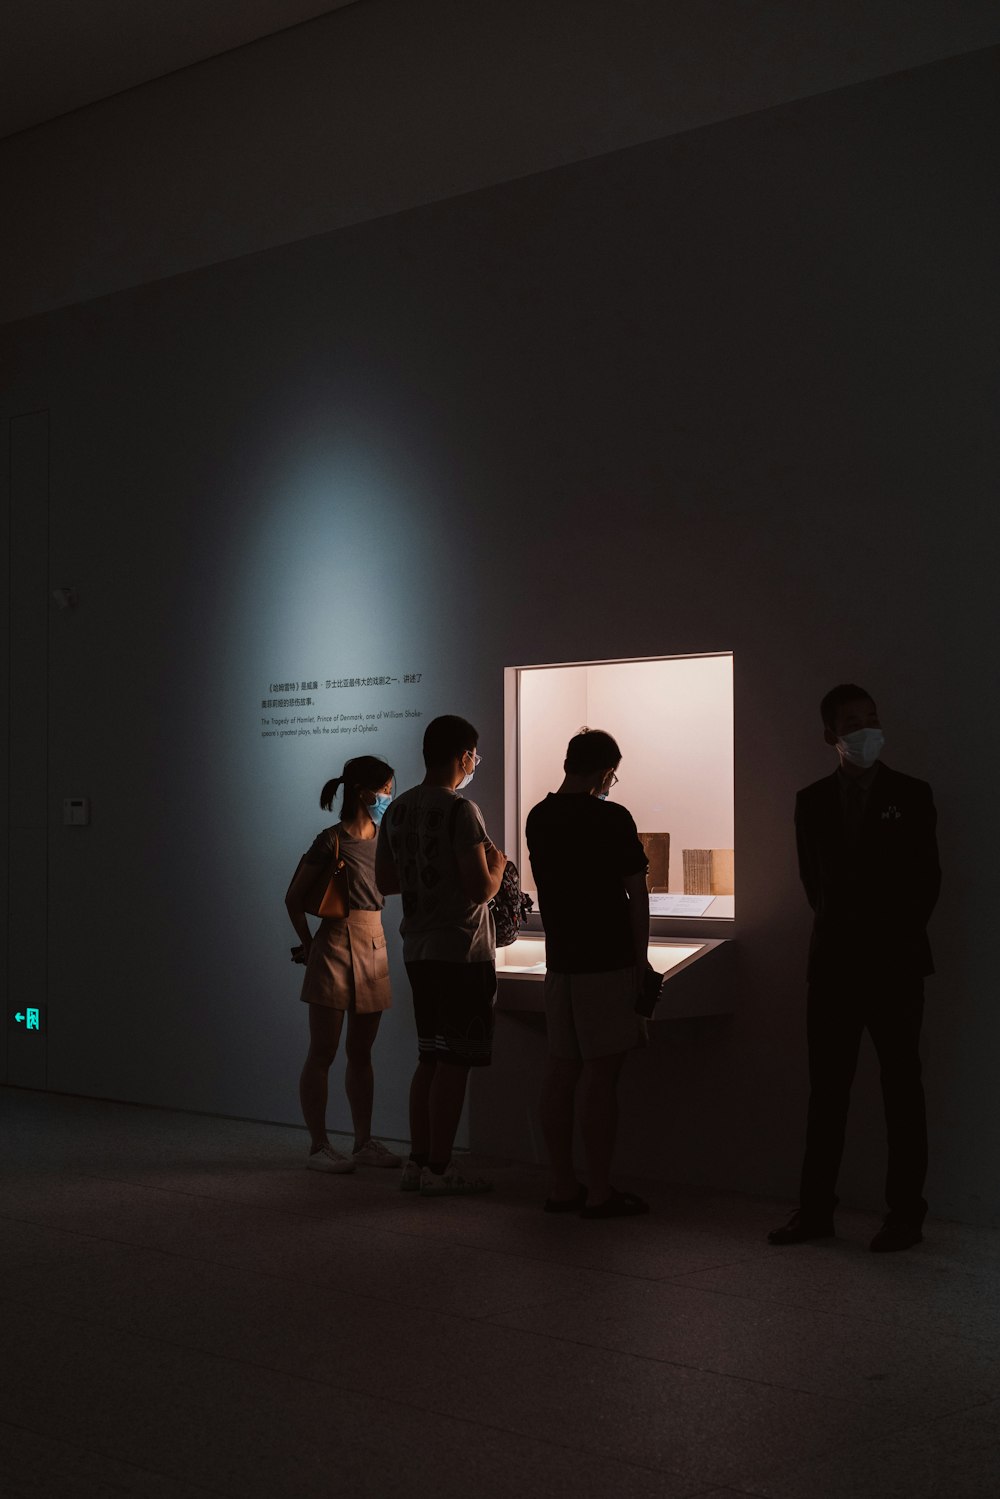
left=303, top=824, right=383, bottom=912
left=377, top=786, right=495, bottom=963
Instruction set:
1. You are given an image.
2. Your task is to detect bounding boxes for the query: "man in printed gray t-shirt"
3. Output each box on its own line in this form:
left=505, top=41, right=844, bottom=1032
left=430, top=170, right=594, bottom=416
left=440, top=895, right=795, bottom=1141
left=376, top=714, right=506, bottom=1197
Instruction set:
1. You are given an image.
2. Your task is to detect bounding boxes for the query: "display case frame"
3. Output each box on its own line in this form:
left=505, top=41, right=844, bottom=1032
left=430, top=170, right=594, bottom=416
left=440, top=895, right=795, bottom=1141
left=504, top=652, right=736, bottom=938
left=495, top=935, right=734, bottom=1019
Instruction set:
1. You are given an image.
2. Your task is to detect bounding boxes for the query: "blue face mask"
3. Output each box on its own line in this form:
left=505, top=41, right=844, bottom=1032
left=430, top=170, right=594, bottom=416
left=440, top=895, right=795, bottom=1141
left=367, top=792, right=392, bottom=826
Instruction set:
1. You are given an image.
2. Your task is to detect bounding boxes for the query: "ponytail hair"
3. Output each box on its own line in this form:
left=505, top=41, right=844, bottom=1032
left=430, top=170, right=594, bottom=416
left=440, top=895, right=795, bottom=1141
left=319, top=776, right=344, bottom=813
left=319, top=756, right=395, bottom=819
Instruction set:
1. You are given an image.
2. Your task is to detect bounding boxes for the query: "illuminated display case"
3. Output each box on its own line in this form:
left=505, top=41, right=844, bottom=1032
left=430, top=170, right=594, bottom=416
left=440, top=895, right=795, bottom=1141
left=496, top=935, right=732, bottom=1018
left=501, top=652, right=735, bottom=1017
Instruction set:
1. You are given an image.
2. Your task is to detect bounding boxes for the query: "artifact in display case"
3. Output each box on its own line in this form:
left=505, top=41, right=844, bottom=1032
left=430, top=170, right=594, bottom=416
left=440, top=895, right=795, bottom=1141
left=639, top=832, right=670, bottom=893
left=505, top=651, right=735, bottom=921
left=682, top=847, right=735, bottom=896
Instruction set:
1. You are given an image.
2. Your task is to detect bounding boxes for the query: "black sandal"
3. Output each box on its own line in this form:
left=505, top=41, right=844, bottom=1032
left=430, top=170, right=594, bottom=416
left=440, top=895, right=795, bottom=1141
left=580, top=1189, right=650, bottom=1219
left=543, top=1183, right=587, bottom=1213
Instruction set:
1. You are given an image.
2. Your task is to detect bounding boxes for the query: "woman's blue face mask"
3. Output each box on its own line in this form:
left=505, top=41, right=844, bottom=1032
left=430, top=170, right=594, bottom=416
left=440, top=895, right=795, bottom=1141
left=367, top=792, right=393, bottom=826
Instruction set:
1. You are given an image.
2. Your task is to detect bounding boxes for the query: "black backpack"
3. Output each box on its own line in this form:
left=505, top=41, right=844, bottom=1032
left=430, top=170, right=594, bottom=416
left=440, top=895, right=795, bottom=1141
left=489, top=857, right=534, bottom=947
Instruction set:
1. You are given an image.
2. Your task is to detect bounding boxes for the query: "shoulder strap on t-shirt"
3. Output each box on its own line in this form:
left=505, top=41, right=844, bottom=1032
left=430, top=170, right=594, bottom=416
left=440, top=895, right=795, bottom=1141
left=322, top=824, right=342, bottom=865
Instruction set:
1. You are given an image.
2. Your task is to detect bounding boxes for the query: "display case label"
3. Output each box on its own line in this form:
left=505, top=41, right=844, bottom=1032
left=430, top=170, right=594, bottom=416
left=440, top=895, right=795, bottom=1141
left=259, top=670, right=426, bottom=742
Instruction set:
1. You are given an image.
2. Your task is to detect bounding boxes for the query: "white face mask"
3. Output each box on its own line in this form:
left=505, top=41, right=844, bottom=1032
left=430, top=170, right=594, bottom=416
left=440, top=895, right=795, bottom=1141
left=457, top=750, right=478, bottom=791
left=837, top=727, right=884, bottom=769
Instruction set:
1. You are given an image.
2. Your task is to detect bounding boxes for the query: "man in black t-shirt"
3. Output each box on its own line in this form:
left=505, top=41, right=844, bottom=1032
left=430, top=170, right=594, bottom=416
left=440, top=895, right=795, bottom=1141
left=526, top=728, right=655, bottom=1219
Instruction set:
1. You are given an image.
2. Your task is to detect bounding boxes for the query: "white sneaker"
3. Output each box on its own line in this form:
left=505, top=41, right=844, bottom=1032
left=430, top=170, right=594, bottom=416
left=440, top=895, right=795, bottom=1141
left=420, top=1164, right=493, bottom=1197
left=400, top=1160, right=423, bottom=1192
left=307, top=1144, right=355, bottom=1174
left=352, top=1137, right=404, bottom=1168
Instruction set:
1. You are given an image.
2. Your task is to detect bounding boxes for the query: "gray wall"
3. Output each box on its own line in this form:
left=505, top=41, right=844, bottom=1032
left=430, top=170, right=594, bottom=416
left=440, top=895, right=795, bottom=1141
left=3, top=0, right=1000, bottom=323
left=3, top=44, right=998, bottom=1220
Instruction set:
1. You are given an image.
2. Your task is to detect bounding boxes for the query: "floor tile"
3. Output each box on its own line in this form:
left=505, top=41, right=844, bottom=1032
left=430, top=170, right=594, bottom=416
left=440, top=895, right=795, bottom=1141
left=687, top=1491, right=759, bottom=1498
left=341, top=1186, right=773, bottom=1283
left=0, top=1418, right=213, bottom=1498
left=734, top=1396, right=1000, bottom=1498
left=488, top=1276, right=1000, bottom=1416
left=4, top=1088, right=1000, bottom=1499
left=1, top=1252, right=894, bottom=1490
left=686, top=1492, right=758, bottom=1498
left=0, top=1173, right=334, bottom=1255
left=227, top=1219, right=634, bottom=1319
left=0, top=1296, right=702, bottom=1498
left=670, top=1239, right=1000, bottom=1344
left=2, top=1212, right=627, bottom=1325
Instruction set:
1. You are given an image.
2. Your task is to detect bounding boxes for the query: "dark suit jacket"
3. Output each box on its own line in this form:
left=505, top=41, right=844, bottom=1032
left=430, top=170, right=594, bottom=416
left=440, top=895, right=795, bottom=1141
left=795, top=762, right=941, bottom=981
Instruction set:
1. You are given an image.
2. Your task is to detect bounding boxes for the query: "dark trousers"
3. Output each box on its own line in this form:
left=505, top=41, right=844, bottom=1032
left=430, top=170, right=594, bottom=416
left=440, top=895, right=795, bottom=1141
left=799, top=976, right=927, bottom=1223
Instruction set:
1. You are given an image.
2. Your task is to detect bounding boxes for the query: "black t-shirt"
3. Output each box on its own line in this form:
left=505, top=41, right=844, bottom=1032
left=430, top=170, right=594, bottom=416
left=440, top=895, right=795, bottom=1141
left=525, top=793, right=649, bottom=973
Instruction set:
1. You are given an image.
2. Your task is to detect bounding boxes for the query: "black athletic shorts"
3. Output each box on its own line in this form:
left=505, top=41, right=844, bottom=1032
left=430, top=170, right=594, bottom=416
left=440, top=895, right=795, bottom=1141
left=404, top=959, right=497, bottom=1067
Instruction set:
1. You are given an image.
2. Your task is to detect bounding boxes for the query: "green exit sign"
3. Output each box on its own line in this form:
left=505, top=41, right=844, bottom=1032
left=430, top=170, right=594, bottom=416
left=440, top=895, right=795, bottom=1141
left=11, top=1006, right=45, bottom=1034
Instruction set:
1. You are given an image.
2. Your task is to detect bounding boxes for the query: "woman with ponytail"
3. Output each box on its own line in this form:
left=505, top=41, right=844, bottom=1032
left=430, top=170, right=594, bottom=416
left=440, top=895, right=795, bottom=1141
left=286, top=755, right=400, bottom=1172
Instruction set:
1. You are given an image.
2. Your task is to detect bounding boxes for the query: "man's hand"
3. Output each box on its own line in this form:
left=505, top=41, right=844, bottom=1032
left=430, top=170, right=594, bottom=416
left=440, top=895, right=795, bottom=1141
left=638, top=959, right=658, bottom=990
left=634, top=962, right=662, bottom=1018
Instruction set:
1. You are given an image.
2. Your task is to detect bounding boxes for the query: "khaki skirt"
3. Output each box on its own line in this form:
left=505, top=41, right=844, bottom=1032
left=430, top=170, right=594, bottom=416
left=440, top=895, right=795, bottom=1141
left=299, top=909, right=391, bottom=1013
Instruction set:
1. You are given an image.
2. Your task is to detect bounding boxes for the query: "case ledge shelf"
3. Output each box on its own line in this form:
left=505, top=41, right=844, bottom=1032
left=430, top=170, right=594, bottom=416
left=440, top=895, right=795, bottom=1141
left=496, top=937, right=734, bottom=1020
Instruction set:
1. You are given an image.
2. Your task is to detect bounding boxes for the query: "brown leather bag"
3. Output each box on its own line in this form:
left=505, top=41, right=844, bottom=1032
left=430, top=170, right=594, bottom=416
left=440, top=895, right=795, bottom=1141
left=286, top=830, right=349, bottom=920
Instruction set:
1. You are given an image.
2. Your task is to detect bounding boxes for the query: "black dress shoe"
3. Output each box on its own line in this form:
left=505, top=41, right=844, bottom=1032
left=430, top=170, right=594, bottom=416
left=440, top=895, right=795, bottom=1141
left=767, top=1210, right=835, bottom=1245
left=870, top=1220, right=923, bottom=1253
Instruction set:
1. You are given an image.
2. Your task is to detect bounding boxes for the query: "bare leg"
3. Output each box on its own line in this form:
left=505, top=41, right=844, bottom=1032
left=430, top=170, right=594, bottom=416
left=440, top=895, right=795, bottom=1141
left=345, top=1010, right=383, bottom=1151
left=428, top=1060, right=472, bottom=1166
left=299, top=1005, right=346, bottom=1150
left=579, top=1051, right=628, bottom=1206
left=540, top=1055, right=583, bottom=1198
left=409, top=1059, right=435, bottom=1159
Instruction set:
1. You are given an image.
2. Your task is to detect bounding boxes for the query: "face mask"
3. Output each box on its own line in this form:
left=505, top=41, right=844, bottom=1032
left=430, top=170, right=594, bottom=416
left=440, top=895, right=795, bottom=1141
left=457, top=751, right=477, bottom=790
left=837, top=728, right=884, bottom=770
left=367, top=792, right=392, bottom=826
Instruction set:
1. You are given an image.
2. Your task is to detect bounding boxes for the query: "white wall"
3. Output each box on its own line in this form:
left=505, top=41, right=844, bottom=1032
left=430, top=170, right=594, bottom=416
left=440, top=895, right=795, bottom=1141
left=515, top=656, right=734, bottom=895
left=585, top=656, right=734, bottom=890
left=2, top=43, right=999, bottom=1221
left=515, top=666, right=588, bottom=881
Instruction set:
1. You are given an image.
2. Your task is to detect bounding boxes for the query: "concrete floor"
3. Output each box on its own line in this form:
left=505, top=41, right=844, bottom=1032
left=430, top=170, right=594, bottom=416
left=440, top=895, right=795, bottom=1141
left=2, top=1087, right=999, bottom=1498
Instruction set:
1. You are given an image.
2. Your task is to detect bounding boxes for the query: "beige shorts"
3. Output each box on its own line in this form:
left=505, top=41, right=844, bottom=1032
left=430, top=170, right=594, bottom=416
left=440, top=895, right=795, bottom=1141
left=299, top=909, right=391, bottom=1013
left=543, top=966, right=641, bottom=1060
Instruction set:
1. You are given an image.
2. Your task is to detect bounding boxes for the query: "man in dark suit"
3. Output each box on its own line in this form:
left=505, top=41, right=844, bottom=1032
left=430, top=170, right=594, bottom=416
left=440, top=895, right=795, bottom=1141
left=769, top=684, right=941, bottom=1252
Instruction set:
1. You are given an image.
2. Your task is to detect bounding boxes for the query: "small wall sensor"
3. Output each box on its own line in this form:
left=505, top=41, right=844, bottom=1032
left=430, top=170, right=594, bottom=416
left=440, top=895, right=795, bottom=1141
left=63, top=797, right=90, bottom=826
